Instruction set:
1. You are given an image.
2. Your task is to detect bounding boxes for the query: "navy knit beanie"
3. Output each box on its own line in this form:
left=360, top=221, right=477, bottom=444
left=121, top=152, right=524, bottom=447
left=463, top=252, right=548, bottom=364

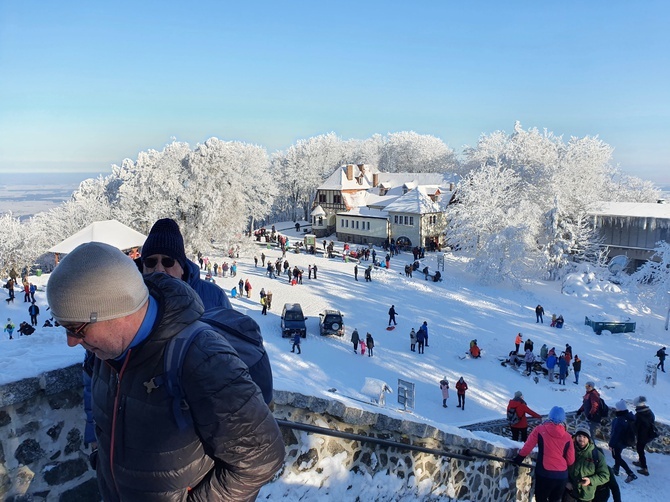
left=141, top=218, right=188, bottom=269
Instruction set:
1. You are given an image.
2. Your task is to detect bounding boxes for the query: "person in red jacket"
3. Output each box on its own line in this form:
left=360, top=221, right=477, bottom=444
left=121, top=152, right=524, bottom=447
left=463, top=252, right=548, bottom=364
left=514, top=406, right=575, bottom=502
left=508, top=390, right=542, bottom=441
left=455, top=377, right=468, bottom=410
left=576, top=381, right=602, bottom=439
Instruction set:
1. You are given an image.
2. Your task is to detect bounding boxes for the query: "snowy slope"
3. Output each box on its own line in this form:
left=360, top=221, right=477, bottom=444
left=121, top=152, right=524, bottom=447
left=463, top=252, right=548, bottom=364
left=1, top=223, right=667, bottom=501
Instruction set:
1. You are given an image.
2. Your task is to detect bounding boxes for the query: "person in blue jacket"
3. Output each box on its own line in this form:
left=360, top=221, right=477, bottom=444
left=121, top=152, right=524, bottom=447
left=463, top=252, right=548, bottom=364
left=141, top=218, right=231, bottom=310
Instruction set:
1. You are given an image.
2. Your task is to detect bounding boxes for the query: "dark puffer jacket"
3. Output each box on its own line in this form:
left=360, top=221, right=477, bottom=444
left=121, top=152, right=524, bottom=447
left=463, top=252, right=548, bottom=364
left=183, top=259, right=232, bottom=310
left=91, top=273, right=284, bottom=501
left=634, top=405, right=656, bottom=445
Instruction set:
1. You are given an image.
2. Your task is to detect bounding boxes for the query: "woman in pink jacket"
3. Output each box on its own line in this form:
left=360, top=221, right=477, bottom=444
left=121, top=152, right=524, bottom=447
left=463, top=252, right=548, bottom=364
left=513, top=406, right=575, bottom=502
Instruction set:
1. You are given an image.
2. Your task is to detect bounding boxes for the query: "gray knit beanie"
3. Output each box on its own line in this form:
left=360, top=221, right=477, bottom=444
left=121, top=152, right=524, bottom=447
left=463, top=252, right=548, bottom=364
left=514, top=390, right=523, bottom=399
left=47, top=242, right=149, bottom=323
left=141, top=218, right=188, bottom=269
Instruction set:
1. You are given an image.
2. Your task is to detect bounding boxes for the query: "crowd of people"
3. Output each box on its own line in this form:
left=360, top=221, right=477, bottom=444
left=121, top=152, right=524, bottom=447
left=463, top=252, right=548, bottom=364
left=3, top=220, right=665, bottom=501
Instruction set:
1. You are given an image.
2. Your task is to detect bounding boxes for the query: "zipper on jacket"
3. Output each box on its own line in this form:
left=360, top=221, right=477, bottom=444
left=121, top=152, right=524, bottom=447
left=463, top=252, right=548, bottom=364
left=109, top=349, right=132, bottom=499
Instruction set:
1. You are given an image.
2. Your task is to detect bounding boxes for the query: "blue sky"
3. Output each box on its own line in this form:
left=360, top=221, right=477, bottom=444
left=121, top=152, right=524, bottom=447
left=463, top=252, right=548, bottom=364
left=1, top=1, right=668, bottom=184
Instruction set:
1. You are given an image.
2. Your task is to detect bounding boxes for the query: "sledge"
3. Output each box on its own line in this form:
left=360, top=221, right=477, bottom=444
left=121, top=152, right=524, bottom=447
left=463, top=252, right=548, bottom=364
left=386, top=326, right=396, bottom=331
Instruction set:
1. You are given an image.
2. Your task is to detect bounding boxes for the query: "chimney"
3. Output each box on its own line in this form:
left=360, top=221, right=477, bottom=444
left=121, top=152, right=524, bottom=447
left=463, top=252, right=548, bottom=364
left=358, top=164, right=366, bottom=175
left=373, top=173, right=379, bottom=187
left=346, top=164, right=354, bottom=181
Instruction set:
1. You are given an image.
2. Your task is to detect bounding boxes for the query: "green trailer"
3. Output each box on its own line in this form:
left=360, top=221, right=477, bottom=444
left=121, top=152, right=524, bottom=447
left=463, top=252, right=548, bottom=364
left=584, top=315, right=636, bottom=335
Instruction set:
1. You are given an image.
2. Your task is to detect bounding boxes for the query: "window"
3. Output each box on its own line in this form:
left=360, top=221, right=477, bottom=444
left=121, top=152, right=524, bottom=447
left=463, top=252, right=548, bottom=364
left=318, top=217, right=323, bottom=226
left=367, top=222, right=370, bottom=230
left=341, top=218, right=345, bottom=227
left=394, top=215, right=398, bottom=224
left=356, top=221, right=359, bottom=229
left=333, top=194, right=342, bottom=204
left=404, top=216, right=408, bottom=225
left=409, top=216, right=414, bottom=225
left=319, top=193, right=326, bottom=203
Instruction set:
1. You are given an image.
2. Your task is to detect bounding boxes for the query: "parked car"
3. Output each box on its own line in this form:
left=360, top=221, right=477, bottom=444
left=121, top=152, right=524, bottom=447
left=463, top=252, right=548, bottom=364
left=281, top=303, right=307, bottom=338
left=319, top=309, right=344, bottom=337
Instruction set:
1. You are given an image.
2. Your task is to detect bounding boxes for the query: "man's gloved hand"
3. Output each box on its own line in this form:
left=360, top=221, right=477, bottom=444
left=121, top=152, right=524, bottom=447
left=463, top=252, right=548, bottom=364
left=512, top=454, right=524, bottom=466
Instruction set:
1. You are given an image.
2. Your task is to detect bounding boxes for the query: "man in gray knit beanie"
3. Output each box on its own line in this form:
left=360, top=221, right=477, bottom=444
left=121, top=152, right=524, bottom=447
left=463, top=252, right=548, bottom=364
left=47, top=240, right=285, bottom=500
left=47, top=242, right=149, bottom=359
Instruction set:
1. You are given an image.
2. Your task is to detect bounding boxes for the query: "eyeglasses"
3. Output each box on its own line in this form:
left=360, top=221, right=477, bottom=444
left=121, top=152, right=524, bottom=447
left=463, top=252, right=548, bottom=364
left=64, top=322, right=90, bottom=339
left=144, top=256, right=176, bottom=268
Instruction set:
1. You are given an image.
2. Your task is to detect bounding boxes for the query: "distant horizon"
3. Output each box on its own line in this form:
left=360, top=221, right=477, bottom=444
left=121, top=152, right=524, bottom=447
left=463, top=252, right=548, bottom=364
left=2, top=2, right=669, bottom=185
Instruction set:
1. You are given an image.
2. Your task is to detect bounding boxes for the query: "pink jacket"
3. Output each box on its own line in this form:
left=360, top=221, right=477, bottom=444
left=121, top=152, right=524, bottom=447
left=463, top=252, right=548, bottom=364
left=519, top=421, right=575, bottom=478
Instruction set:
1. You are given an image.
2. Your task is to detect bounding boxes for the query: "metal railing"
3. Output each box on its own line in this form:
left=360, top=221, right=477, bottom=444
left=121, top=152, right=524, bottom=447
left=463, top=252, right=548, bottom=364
left=276, top=419, right=534, bottom=469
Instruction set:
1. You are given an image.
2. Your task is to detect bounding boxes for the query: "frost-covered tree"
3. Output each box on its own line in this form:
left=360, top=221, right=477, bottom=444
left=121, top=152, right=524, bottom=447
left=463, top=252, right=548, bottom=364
left=181, top=138, right=274, bottom=254
left=272, top=133, right=349, bottom=222
left=460, top=123, right=631, bottom=280
left=446, top=163, right=542, bottom=283
left=379, top=131, right=457, bottom=173
left=631, top=241, right=670, bottom=311
left=109, top=142, right=192, bottom=234
left=606, top=168, right=662, bottom=203
left=0, top=212, right=28, bottom=276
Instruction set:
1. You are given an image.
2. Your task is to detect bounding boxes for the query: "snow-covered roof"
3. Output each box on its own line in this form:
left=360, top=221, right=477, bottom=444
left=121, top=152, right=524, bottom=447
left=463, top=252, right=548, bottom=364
left=384, top=187, right=441, bottom=214
left=48, top=220, right=147, bottom=254
left=311, top=205, right=326, bottom=217
left=319, top=164, right=379, bottom=191
left=590, top=202, right=670, bottom=220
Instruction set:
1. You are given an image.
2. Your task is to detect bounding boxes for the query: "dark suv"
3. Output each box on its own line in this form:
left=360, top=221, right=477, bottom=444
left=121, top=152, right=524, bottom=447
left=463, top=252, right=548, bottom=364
left=319, top=309, right=344, bottom=337
left=281, top=303, right=307, bottom=338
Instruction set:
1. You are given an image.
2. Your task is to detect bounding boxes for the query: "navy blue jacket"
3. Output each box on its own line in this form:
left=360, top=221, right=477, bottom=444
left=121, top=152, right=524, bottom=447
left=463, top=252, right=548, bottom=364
left=608, top=410, right=635, bottom=449
left=183, top=259, right=231, bottom=310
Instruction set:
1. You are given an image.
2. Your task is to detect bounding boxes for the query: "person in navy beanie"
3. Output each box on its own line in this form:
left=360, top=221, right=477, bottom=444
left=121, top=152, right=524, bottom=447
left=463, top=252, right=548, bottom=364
left=514, top=406, right=575, bottom=502
left=141, top=218, right=231, bottom=310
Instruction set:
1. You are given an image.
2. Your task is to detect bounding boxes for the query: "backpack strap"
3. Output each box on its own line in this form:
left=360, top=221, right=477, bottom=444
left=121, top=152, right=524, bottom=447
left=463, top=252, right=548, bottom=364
left=160, top=320, right=208, bottom=431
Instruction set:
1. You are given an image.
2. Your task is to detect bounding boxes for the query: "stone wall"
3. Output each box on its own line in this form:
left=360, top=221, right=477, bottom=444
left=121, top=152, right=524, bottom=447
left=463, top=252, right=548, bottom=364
left=0, top=364, right=98, bottom=502
left=272, top=391, right=533, bottom=501
left=2, top=365, right=667, bottom=501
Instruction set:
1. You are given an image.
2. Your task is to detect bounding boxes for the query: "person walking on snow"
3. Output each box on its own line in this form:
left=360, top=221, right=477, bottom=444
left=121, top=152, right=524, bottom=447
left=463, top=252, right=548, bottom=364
left=558, top=354, right=568, bottom=385
left=4, top=318, right=15, bottom=340
left=524, top=349, right=535, bottom=375
left=28, top=302, right=40, bottom=326
left=577, top=381, right=603, bottom=439
left=546, top=351, right=557, bottom=382
left=572, top=355, right=582, bottom=384
left=388, top=305, right=398, bottom=326
left=656, top=347, right=666, bottom=372
left=507, top=391, right=542, bottom=442
left=439, top=378, right=450, bottom=408
left=416, top=326, right=426, bottom=354
left=455, top=377, right=468, bottom=410
left=535, top=304, right=545, bottom=323
left=633, top=395, right=655, bottom=477
left=366, top=333, right=375, bottom=357
left=291, top=332, right=301, bottom=354
left=515, top=333, right=522, bottom=354
left=410, top=328, right=417, bottom=352
left=418, top=321, right=429, bottom=347
left=609, top=400, right=637, bottom=483
left=351, top=329, right=360, bottom=354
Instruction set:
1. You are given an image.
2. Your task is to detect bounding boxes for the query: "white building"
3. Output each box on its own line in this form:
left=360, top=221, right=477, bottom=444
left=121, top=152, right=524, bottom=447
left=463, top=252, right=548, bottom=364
left=311, top=164, right=456, bottom=249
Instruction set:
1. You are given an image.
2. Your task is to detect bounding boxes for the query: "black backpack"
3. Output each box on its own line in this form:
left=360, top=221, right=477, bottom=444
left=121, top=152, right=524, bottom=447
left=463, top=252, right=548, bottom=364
left=622, top=418, right=637, bottom=447
left=158, top=307, right=273, bottom=430
left=595, top=397, right=609, bottom=421
left=507, top=407, right=521, bottom=426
